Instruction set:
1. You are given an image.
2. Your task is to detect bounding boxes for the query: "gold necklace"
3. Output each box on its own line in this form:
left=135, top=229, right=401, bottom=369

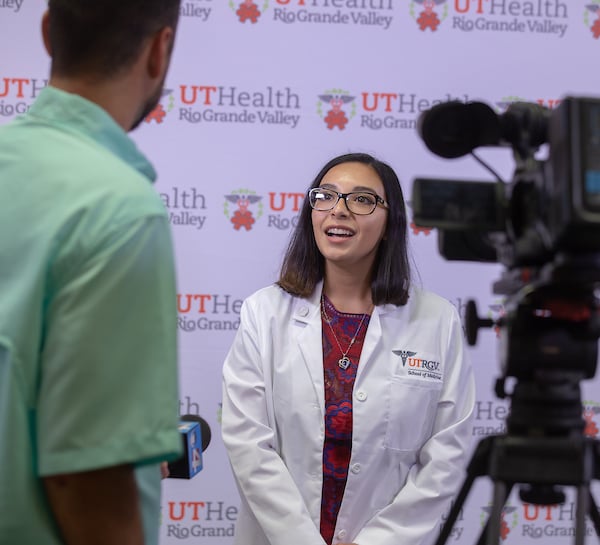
left=321, top=295, right=371, bottom=370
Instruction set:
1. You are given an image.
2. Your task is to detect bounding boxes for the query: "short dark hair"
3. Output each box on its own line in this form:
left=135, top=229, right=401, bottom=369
left=47, top=0, right=181, bottom=78
left=277, top=152, right=411, bottom=306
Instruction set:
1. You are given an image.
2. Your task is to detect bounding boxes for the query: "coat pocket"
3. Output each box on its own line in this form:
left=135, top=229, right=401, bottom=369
left=383, top=376, right=442, bottom=452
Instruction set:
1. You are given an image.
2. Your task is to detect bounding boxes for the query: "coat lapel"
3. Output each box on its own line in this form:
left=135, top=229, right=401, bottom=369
left=293, top=283, right=326, bottom=414
left=354, top=304, right=385, bottom=383
left=291, top=283, right=394, bottom=402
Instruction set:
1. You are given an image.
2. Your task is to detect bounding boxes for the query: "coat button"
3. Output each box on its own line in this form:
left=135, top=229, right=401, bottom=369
left=355, top=390, right=367, bottom=401
left=298, top=306, right=309, bottom=317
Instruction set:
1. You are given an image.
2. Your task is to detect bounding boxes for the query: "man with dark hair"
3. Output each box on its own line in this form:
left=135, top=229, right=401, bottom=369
left=0, top=2, right=182, bottom=544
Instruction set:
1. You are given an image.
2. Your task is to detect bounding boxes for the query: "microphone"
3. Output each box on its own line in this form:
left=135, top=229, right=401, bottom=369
left=417, top=101, right=501, bottom=159
left=417, top=100, right=550, bottom=159
left=167, top=414, right=212, bottom=479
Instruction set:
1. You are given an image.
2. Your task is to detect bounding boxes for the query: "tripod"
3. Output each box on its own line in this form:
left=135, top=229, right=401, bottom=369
left=437, top=379, right=600, bottom=545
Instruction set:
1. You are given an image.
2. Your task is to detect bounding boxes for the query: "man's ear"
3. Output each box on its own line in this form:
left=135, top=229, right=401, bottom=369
left=147, top=26, right=175, bottom=80
left=41, top=10, right=52, bottom=57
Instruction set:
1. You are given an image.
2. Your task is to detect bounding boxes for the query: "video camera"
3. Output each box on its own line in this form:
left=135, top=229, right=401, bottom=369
left=412, top=96, right=600, bottom=398
left=413, top=96, right=600, bottom=267
left=413, top=97, right=600, bottom=544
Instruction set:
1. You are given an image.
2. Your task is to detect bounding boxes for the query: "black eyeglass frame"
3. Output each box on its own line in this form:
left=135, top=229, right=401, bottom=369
left=308, top=187, right=389, bottom=215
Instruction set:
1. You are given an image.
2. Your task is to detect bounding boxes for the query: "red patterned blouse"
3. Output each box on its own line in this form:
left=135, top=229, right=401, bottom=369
left=319, top=295, right=371, bottom=545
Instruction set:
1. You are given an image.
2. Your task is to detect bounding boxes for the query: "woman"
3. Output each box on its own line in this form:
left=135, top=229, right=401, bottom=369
left=221, top=153, right=475, bottom=545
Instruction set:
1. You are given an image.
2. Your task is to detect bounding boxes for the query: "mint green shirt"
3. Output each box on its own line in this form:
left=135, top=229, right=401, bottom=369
left=0, top=87, right=181, bottom=544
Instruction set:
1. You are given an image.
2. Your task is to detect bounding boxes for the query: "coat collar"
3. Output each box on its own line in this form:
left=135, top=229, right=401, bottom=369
left=291, top=280, right=399, bottom=401
left=290, top=279, right=399, bottom=324
left=290, top=280, right=323, bottom=324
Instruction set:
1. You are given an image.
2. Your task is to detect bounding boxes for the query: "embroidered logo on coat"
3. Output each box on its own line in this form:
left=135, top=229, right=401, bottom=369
left=393, top=350, right=443, bottom=381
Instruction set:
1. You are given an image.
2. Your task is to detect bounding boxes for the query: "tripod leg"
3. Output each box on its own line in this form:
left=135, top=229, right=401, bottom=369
left=435, top=473, right=477, bottom=545
left=575, top=484, right=589, bottom=545
left=486, top=480, right=510, bottom=545
left=435, top=437, right=495, bottom=545
left=474, top=482, right=514, bottom=545
left=588, top=491, right=600, bottom=538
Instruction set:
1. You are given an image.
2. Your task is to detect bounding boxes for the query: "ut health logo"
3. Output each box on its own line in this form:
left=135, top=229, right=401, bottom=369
left=145, top=88, right=175, bottom=124
left=224, top=189, right=263, bottom=231
left=317, top=89, right=356, bottom=130
left=410, top=0, right=448, bottom=31
left=231, top=0, right=268, bottom=23
left=480, top=504, right=518, bottom=542
left=584, top=1, right=600, bottom=38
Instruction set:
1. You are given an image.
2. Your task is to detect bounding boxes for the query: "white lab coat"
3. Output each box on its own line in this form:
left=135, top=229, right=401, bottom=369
left=221, top=282, right=475, bottom=545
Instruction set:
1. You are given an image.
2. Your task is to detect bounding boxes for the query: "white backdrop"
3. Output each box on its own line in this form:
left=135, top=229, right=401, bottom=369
left=2, top=1, right=600, bottom=544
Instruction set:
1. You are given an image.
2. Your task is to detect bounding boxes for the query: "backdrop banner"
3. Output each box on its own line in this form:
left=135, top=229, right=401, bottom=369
left=2, top=1, right=600, bottom=544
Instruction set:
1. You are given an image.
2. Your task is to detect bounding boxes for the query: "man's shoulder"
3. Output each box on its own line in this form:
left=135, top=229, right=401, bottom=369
left=3, top=92, right=156, bottom=195
left=1, top=115, right=135, bottom=173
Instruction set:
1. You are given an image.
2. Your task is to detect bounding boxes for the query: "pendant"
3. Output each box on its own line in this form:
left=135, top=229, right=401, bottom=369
left=338, top=356, right=351, bottom=370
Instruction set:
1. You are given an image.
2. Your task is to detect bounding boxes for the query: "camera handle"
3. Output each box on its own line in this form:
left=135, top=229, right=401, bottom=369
left=437, top=434, right=600, bottom=545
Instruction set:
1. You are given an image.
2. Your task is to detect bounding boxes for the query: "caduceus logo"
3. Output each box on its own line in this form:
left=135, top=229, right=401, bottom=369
left=493, top=96, right=527, bottom=114
left=409, top=221, right=432, bottom=236
left=392, top=350, right=417, bottom=367
left=230, top=0, right=269, bottom=23
left=145, top=88, right=175, bottom=124
left=584, top=1, right=600, bottom=38
left=224, top=189, right=263, bottom=231
left=410, top=0, right=448, bottom=32
left=317, top=89, right=356, bottom=130
left=480, top=504, right=518, bottom=542
left=405, top=200, right=433, bottom=236
left=583, top=401, right=600, bottom=437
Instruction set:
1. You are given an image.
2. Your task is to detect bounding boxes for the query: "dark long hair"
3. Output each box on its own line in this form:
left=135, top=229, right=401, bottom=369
left=47, top=0, right=181, bottom=78
left=277, top=153, right=411, bottom=306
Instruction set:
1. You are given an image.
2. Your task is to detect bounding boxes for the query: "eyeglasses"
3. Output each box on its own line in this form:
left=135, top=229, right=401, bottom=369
left=308, top=187, right=389, bottom=215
